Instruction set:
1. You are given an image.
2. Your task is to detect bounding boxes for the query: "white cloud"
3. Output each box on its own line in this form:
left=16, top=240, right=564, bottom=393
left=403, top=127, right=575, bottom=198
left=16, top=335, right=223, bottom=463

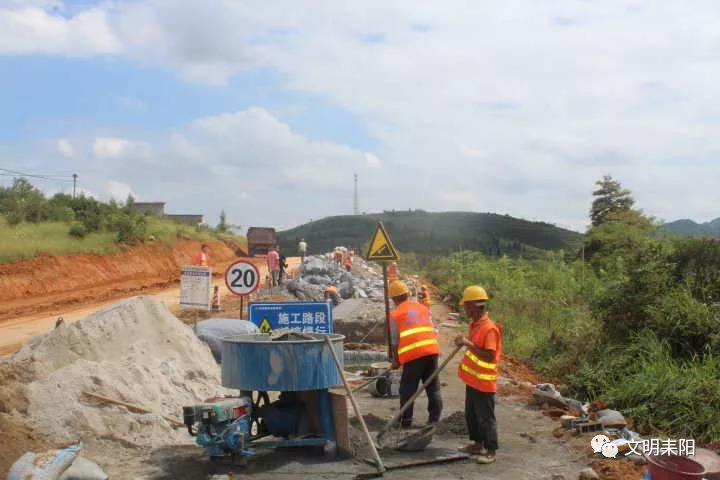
left=26, top=108, right=383, bottom=229
left=92, top=137, right=133, bottom=159
left=56, top=138, right=73, bottom=158
left=0, top=6, right=121, bottom=55
left=105, top=180, right=133, bottom=201
left=3, top=1, right=720, bottom=229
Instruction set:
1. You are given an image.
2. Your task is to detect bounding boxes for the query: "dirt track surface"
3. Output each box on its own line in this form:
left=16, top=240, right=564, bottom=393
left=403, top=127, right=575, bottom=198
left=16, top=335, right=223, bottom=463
left=0, top=241, right=299, bottom=356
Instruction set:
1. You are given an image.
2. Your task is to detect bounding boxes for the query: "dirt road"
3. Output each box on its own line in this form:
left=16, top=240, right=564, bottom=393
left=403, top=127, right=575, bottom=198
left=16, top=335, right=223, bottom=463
left=0, top=257, right=301, bottom=357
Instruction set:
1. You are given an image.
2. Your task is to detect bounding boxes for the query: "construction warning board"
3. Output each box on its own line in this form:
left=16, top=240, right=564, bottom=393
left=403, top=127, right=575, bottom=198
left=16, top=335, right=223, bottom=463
left=248, top=301, right=333, bottom=333
left=366, top=222, right=399, bottom=261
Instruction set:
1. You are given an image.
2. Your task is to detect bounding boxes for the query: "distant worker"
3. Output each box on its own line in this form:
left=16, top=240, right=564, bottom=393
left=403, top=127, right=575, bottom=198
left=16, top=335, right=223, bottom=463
left=298, top=237, right=308, bottom=261
left=278, top=249, right=288, bottom=285
left=267, top=245, right=280, bottom=287
left=389, top=280, right=442, bottom=428
left=334, top=248, right=343, bottom=268
left=324, top=285, right=340, bottom=306
left=194, top=244, right=210, bottom=267
left=343, top=251, right=353, bottom=271
left=418, top=284, right=431, bottom=308
left=387, top=261, right=399, bottom=284
left=455, top=286, right=501, bottom=464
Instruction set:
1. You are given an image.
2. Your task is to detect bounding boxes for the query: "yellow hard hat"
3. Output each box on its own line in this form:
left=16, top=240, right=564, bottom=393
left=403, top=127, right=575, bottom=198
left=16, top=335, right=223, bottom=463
left=459, top=285, right=489, bottom=305
left=389, top=280, right=410, bottom=298
left=422, top=284, right=428, bottom=289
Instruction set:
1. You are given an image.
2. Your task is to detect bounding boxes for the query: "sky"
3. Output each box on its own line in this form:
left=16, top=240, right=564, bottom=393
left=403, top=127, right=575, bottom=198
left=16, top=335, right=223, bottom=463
left=1, top=0, right=719, bottom=232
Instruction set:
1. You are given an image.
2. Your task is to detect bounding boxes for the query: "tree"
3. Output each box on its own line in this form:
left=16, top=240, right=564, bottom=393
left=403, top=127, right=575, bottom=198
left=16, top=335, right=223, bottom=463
left=217, top=210, right=229, bottom=233
left=0, top=178, right=48, bottom=224
left=590, top=175, right=635, bottom=227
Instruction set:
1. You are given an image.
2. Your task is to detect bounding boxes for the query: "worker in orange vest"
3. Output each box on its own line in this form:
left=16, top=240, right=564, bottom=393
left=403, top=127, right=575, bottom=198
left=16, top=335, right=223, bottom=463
left=343, top=252, right=353, bottom=271
left=333, top=248, right=343, bottom=268
left=387, top=261, right=399, bottom=284
left=389, top=280, right=442, bottom=428
left=418, top=284, right=431, bottom=308
left=194, top=244, right=210, bottom=266
left=324, top=285, right=340, bottom=306
left=455, top=285, right=501, bottom=464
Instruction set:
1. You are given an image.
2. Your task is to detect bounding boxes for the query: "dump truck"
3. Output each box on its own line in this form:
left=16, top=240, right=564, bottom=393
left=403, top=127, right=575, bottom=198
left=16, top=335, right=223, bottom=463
left=246, top=227, right=277, bottom=256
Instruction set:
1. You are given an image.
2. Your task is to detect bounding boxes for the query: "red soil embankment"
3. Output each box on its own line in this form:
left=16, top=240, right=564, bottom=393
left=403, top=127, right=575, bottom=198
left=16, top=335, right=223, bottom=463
left=0, top=239, right=239, bottom=322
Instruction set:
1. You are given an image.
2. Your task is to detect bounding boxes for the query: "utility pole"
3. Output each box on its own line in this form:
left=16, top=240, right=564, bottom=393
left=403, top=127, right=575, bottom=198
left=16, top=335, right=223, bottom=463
left=353, top=173, right=359, bottom=215
left=72, top=173, right=78, bottom=198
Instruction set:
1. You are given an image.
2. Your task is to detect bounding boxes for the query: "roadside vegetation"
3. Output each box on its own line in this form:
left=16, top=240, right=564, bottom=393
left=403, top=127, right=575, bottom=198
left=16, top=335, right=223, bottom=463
left=423, top=176, right=720, bottom=444
left=0, top=178, right=237, bottom=263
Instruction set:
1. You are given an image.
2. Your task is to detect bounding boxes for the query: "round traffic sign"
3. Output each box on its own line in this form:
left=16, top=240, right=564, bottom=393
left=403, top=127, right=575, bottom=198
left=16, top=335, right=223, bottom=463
left=224, top=260, right=261, bottom=296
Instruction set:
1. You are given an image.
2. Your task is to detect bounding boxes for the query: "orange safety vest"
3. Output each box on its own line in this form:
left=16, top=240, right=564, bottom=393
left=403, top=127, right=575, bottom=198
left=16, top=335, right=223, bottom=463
left=194, top=251, right=208, bottom=267
left=387, top=265, right=399, bottom=283
left=458, top=314, right=502, bottom=393
left=325, top=286, right=338, bottom=294
left=343, top=255, right=353, bottom=267
left=391, top=301, right=440, bottom=364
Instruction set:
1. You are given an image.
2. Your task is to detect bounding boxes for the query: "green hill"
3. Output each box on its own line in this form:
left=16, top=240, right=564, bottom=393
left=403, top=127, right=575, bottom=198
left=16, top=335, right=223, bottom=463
left=277, top=210, right=583, bottom=258
left=658, top=217, right=720, bottom=237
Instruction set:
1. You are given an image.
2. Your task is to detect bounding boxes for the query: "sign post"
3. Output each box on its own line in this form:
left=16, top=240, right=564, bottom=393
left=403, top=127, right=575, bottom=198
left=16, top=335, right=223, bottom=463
left=365, top=222, right=400, bottom=355
left=180, top=266, right=213, bottom=331
left=224, top=260, right=261, bottom=319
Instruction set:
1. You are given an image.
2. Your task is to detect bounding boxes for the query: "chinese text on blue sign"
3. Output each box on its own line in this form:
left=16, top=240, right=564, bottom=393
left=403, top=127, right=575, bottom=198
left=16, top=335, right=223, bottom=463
left=248, top=301, right=333, bottom=334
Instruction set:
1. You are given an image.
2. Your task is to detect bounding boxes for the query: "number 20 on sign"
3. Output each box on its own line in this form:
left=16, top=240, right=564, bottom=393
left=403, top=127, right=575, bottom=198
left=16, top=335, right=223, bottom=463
left=224, top=260, right=261, bottom=296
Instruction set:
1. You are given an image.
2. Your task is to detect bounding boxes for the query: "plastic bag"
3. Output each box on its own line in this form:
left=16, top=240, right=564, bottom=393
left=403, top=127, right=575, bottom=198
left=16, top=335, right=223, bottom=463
left=7, top=444, right=81, bottom=480
left=196, top=318, right=259, bottom=363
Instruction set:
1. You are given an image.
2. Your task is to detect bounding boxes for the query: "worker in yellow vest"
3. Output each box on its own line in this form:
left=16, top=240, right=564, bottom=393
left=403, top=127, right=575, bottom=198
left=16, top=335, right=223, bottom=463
left=454, top=285, right=501, bottom=464
left=389, top=280, right=442, bottom=428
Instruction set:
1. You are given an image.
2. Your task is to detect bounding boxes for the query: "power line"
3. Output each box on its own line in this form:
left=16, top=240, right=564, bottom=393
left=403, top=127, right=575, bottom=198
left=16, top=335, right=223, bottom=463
left=0, top=168, right=74, bottom=182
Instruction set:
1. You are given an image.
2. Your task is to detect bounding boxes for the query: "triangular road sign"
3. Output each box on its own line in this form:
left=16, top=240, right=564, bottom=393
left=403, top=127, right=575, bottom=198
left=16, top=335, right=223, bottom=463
left=259, top=318, right=273, bottom=333
left=366, top=222, right=399, bottom=261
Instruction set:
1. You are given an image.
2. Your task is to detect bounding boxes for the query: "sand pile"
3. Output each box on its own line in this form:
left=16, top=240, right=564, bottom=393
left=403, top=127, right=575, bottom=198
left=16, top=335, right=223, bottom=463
left=1, top=296, right=231, bottom=449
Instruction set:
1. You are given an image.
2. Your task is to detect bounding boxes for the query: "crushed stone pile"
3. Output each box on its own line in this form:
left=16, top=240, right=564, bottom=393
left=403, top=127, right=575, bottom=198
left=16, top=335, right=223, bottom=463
left=0, top=296, right=231, bottom=450
left=286, top=254, right=402, bottom=302
left=435, top=411, right=469, bottom=436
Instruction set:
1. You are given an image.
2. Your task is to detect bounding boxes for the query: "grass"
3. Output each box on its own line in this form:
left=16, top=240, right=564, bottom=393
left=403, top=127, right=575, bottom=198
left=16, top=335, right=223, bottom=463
left=569, top=332, right=720, bottom=443
left=0, top=217, right=240, bottom=264
left=426, top=250, right=720, bottom=444
left=0, top=221, right=120, bottom=263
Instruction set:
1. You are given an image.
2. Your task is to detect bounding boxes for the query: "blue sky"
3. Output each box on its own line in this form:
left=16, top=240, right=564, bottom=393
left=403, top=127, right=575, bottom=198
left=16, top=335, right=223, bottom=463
left=1, top=0, right=719, bottom=230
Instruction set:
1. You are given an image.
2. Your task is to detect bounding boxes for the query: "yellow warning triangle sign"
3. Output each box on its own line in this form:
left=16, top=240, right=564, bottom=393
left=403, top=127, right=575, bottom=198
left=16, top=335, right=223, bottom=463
left=259, top=318, right=273, bottom=333
left=366, top=222, right=399, bottom=261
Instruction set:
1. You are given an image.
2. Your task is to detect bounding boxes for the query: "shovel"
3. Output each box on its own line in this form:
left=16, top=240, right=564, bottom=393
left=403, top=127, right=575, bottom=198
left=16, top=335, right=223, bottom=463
left=376, top=344, right=463, bottom=448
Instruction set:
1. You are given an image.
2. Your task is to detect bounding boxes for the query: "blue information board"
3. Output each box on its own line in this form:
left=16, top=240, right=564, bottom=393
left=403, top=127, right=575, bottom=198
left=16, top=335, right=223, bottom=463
left=248, top=301, right=333, bottom=334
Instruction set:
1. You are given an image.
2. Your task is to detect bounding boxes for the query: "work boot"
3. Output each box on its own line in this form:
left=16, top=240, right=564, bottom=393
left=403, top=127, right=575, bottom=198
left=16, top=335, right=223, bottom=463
left=458, top=443, right=486, bottom=455
left=476, top=451, right=496, bottom=464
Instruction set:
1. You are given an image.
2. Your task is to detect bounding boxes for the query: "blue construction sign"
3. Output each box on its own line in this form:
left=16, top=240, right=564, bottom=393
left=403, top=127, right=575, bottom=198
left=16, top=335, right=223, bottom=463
left=248, top=301, right=333, bottom=334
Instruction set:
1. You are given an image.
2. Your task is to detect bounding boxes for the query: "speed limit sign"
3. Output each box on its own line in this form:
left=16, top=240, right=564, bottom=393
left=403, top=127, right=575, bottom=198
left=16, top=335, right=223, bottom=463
left=224, top=260, right=261, bottom=296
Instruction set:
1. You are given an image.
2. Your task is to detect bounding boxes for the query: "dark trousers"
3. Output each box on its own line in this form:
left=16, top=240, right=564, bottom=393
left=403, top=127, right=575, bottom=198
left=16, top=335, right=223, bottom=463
left=399, top=354, right=443, bottom=426
left=465, top=386, right=499, bottom=451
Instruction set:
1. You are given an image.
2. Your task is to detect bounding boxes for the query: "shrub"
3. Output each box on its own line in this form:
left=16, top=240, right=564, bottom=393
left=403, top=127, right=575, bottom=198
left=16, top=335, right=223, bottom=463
left=115, top=214, right=147, bottom=244
left=68, top=222, right=87, bottom=239
left=647, top=288, right=720, bottom=357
